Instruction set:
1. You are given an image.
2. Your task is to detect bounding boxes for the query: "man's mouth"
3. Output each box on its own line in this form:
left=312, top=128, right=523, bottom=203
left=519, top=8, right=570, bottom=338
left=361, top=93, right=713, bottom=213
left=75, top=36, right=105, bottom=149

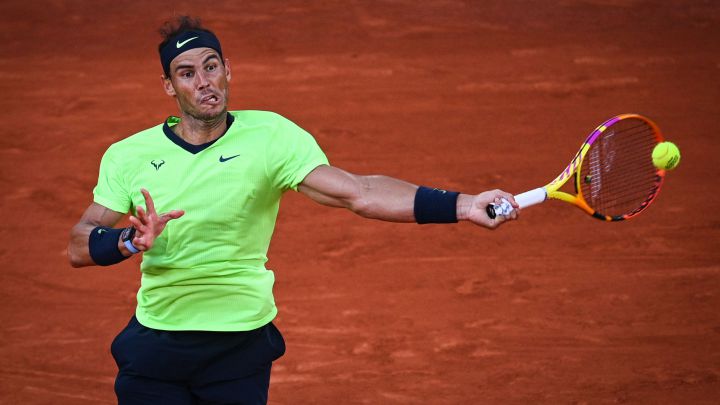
left=200, top=94, right=219, bottom=104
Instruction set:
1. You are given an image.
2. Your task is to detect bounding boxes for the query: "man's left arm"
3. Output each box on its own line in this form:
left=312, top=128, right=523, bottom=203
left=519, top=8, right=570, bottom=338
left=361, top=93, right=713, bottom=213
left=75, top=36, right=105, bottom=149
left=298, top=165, right=518, bottom=229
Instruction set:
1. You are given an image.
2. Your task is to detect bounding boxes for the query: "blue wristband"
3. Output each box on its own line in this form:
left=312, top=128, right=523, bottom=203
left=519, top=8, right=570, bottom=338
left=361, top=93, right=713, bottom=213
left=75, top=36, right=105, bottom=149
left=88, top=227, right=129, bottom=266
left=414, top=186, right=460, bottom=224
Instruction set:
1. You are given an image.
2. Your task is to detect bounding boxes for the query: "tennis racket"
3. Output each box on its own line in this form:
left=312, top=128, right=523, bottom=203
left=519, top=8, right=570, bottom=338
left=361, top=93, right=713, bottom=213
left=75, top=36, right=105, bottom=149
left=487, top=114, right=665, bottom=221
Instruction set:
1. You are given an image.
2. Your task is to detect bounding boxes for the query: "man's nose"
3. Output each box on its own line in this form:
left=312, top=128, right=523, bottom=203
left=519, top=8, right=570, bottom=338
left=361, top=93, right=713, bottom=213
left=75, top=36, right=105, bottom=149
left=195, top=71, right=210, bottom=88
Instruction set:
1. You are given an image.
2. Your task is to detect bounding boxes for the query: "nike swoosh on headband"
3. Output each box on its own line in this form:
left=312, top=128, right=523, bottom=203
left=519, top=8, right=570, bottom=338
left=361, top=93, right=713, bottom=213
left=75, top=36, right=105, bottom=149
left=176, top=36, right=199, bottom=48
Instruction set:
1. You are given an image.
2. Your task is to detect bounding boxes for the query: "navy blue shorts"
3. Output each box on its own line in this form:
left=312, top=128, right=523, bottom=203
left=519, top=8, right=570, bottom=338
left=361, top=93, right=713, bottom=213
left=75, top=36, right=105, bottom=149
left=110, top=316, right=286, bottom=405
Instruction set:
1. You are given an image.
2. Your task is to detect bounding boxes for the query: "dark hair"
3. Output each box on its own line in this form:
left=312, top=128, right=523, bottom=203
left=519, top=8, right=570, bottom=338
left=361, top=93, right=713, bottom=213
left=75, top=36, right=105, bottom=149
left=157, top=16, right=216, bottom=54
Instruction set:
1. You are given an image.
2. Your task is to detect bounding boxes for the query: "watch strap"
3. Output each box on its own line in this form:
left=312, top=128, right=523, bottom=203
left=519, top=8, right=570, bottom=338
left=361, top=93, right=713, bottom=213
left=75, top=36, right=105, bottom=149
left=123, top=239, right=141, bottom=254
left=120, top=226, right=140, bottom=254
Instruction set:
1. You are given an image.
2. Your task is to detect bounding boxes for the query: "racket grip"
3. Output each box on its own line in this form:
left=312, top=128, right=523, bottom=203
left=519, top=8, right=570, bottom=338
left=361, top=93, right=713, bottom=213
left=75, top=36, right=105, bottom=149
left=486, top=188, right=547, bottom=219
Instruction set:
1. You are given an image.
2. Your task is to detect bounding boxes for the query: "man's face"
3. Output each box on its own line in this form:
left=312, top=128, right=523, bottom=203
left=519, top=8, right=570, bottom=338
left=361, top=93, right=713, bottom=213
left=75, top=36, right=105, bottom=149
left=163, top=47, right=231, bottom=121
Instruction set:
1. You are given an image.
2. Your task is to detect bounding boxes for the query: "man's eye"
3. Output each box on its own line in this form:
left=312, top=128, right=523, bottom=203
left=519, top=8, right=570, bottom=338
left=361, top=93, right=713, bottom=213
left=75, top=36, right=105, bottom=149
left=206, top=65, right=216, bottom=72
left=181, top=71, right=194, bottom=78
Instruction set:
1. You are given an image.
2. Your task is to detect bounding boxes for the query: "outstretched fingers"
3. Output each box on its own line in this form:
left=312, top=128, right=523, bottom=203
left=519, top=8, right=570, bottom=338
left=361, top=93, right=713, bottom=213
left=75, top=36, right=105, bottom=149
left=159, top=210, right=185, bottom=226
left=141, top=188, right=156, bottom=215
left=135, top=204, right=147, bottom=223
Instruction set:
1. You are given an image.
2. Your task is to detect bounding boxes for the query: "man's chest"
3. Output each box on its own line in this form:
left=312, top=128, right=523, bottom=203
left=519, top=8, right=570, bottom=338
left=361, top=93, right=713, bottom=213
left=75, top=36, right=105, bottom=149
left=124, top=145, right=273, bottom=216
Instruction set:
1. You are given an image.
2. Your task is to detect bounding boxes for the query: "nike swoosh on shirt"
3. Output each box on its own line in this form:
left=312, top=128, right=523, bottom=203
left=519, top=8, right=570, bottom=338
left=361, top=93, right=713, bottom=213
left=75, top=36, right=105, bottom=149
left=219, top=154, right=241, bottom=162
left=176, top=37, right=199, bottom=48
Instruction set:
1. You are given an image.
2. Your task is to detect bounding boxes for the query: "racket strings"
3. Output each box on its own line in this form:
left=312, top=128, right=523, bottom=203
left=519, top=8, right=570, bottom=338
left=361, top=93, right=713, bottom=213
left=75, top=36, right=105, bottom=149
left=583, top=168, right=659, bottom=215
left=585, top=133, right=655, bottom=174
left=580, top=119, right=660, bottom=218
left=583, top=148, right=657, bottom=213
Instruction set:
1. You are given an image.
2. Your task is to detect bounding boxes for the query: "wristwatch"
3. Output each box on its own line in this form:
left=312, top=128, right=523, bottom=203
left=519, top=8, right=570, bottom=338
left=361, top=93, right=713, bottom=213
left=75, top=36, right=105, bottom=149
left=120, top=226, right=141, bottom=254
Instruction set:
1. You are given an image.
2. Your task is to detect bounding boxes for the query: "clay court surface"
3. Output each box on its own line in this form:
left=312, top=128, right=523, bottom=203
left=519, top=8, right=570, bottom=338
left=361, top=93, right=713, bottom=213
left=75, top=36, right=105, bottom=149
left=2, top=0, right=720, bottom=403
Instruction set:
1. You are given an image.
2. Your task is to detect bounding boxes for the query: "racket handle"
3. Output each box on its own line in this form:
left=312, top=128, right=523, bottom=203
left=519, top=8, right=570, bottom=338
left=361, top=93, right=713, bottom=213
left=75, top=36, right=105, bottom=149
left=485, top=187, right=547, bottom=219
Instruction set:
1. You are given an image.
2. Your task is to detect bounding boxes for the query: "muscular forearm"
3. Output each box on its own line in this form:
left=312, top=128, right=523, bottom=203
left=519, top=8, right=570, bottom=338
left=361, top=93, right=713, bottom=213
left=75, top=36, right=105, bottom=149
left=348, top=177, right=492, bottom=225
left=68, top=222, right=97, bottom=267
left=350, top=176, right=490, bottom=224
left=346, top=175, right=418, bottom=222
left=299, top=166, right=418, bottom=221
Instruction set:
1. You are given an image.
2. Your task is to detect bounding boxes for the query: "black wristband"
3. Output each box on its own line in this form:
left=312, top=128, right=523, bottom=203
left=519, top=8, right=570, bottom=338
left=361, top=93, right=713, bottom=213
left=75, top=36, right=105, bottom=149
left=89, top=226, right=129, bottom=266
left=414, top=186, right=460, bottom=224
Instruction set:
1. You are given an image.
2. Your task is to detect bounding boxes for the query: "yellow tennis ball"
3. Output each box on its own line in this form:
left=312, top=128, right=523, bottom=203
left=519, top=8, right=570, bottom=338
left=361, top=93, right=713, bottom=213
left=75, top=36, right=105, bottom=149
left=652, top=141, right=681, bottom=170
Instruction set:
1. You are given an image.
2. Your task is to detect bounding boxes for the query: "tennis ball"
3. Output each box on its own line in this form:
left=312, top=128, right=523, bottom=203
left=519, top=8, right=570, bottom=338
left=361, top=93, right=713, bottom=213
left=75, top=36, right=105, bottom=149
left=652, top=141, right=681, bottom=170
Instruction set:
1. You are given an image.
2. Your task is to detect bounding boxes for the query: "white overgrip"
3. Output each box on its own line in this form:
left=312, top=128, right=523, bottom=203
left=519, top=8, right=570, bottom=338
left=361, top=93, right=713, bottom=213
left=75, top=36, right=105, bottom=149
left=513, top=187, right=547, bottom=209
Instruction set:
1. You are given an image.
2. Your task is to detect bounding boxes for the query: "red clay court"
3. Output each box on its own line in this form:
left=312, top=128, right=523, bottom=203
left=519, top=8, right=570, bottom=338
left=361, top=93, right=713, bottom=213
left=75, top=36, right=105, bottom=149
left=1, top=1, right=719, bottom=404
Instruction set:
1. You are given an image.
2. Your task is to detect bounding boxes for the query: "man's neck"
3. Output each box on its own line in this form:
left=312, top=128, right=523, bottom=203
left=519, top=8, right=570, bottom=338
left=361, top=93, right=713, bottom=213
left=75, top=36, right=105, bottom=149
left=174, top=111, right=228, bottom=145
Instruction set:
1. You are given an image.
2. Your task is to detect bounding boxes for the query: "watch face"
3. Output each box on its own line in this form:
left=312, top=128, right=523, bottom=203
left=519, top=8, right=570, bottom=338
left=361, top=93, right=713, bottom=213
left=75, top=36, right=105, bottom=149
left=121, top=226, right=136, bottom=242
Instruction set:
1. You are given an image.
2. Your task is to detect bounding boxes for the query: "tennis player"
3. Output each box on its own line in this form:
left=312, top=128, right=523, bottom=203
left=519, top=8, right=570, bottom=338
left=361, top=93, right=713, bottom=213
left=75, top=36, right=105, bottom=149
left=67, top=16, right=518, bottom=405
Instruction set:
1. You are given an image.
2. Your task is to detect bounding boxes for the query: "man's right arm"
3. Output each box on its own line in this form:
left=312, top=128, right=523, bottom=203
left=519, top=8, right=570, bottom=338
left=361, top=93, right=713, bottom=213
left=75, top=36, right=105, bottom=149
left=67, top=203, right=129, bottom=267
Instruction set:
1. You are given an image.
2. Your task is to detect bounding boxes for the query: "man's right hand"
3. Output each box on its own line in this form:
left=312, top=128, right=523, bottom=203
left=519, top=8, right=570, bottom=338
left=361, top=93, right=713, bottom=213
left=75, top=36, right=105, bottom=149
left=457, top=189, right=519, bottom=229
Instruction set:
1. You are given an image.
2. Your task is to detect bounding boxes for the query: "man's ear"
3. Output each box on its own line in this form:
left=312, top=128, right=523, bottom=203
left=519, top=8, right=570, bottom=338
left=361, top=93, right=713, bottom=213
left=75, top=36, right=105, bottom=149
left=161, top=74, right=176, bottom=97
left=224, top=57, right=232, bottom=82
